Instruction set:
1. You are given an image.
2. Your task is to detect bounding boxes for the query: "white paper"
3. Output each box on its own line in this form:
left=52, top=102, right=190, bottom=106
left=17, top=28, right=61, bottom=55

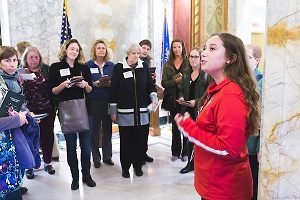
left=19, top=73, right=36, bottom=80
left=32, top=113, right=48, bottom=120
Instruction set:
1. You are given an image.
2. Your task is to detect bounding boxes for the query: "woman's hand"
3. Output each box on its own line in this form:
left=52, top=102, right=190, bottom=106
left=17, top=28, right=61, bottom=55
left=62, top=79, right=72, bottom=88
left=111, top=114, right=117, bottom=123
left=188, top=100, right=195, bottom=107
left=75, top=80, right=88, bottom=88
left=18, top=111, right=28, bottom=126
left=93, top=80, right=100, bottom=88
left=174, top=113, right=183, bottom=125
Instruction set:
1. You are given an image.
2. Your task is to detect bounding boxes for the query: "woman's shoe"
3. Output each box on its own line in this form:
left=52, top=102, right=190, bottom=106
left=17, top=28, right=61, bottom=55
left=82, top=177, right=96, bottom=187
left=71, top=179, right=79, bottom=190
left=122, top=170, right=130, bottom=178
left=180, top=163, right=194, bottom=174
left=181, top=156, right=188, bottom=162
left=134, top=169, right=143, bottom=177
left=171, top=156, right=179, bottom=161
left=20, top=187, right=28, bottom=195
left=25, top=169, right=35, bottom=179
left=44, top=165, right=55, bottom=175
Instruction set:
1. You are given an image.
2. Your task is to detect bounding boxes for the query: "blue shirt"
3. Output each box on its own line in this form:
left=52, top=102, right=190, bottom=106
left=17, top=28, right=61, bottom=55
left=86, top=60, right=115, bottom=101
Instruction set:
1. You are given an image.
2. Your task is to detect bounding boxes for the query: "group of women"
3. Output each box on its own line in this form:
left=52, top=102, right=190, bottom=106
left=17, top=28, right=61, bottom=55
left=1, top=31, right=260, bottom=200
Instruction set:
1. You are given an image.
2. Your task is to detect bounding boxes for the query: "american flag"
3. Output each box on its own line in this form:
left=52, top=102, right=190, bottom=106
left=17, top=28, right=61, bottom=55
left=60, top=0, right=72, bottom=45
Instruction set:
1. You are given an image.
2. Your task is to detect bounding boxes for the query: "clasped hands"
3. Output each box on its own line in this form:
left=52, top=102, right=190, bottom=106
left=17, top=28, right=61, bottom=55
left=174, top=112, right=190, bottom=127
left=63, top=79, right=88, bottom=89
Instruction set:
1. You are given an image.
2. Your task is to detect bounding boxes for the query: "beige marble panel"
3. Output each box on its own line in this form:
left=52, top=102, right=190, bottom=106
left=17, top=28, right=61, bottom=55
left=7, top=0, right=62, bottom=64
left=4, top=0, right=152, bottom=64
left=259, top=0, right=300, bottom=199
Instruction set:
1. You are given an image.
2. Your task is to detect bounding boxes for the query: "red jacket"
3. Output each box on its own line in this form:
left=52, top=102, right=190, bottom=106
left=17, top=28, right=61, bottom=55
left=178, top=79, right=252, bottom=200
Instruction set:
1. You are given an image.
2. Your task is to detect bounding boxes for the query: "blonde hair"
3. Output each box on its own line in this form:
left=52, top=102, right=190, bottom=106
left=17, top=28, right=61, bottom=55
left=58, top=39, right=85, bottom=64
left=22, top=46, right=44, bottom=68
left=16, top=41, right=31, bottom=56
left=90, top=39, right=110, bottom=61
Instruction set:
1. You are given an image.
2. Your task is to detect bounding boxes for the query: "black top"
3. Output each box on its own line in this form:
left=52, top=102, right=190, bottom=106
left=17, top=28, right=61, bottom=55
left=187, top=75, right=198, bottom=119
left=48, top=60, right=92, bottom=102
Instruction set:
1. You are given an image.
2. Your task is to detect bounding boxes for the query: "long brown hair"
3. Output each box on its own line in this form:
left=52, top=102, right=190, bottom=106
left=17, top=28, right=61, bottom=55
left=58, top=39, right=85, bottom=64
left=166, top=38, right=187, bottom=64
left=211, top=32, right=260, bottom=134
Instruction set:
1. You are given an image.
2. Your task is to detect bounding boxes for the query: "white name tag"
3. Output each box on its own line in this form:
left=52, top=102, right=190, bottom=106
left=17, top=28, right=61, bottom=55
left=123, top=71, right=133, bottom=79
left=90, top=68, right=99, bottom=74
left=59, top=68, right=70, bottom=77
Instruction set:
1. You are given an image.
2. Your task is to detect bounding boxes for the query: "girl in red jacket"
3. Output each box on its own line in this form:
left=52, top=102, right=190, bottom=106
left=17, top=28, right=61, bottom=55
left=175, top=33, right=260, bottom=200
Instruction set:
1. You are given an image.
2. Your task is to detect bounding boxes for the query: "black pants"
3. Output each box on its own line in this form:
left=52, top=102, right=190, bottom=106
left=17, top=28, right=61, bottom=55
left=170, top=107, right=188, bottom=157
left=119, top=125, right=147, bottom=171
left=144, top=124, right=149, bottom=157
left=249, top=154, right=259, bottom=200
left=36, top=108, right=56, bottom=164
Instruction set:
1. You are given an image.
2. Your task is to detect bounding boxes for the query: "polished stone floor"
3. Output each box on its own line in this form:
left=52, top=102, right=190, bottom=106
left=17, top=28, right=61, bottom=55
left=22, top=125, right=199, bottom=200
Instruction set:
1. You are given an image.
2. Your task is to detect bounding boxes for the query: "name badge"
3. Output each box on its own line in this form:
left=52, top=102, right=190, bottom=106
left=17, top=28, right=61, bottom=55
left=59, top=68, right=70, bottom=77
left=90, top=68, right=99, bottom=74
left=123, top=71, right=133, bottom=79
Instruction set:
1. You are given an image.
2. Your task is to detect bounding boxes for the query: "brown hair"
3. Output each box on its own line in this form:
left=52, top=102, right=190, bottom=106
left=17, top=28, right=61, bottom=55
left=211, top=33, right=260, bottom=134
left=58, top=39, right=85, bottom=64
left=167, top=38, right=187, bottom=64
left=0, top=46, right=18, bottom=61
left=22, top=46, right=44, bottom=68
left=139, top=39, right=152, bottom=49
left=90, top=39, right=110, bottom=61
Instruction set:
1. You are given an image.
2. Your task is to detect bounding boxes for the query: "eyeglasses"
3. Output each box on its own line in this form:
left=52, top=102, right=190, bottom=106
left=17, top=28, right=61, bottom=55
left=189, top=55, right=200, bottom=59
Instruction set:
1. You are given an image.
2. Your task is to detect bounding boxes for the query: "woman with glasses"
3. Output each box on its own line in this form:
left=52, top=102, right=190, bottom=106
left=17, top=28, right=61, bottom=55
left=177, top=47, right=211, bottom=174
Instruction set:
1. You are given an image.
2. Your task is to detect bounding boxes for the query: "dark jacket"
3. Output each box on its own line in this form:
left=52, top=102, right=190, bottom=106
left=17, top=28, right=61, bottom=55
left=161, top=59, right=188, bottom=109
left=108, top=58, right=156, bottom=126
left=179, top=67, right=211, bottom=114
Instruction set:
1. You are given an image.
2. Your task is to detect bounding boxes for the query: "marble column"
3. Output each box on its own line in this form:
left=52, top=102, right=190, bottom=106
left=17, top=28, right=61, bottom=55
left=259, top=1, right=300, bottom=199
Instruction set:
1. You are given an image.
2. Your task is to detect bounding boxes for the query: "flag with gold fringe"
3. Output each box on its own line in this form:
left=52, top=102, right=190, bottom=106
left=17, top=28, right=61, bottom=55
left=60, top=0, right=72, bottom=45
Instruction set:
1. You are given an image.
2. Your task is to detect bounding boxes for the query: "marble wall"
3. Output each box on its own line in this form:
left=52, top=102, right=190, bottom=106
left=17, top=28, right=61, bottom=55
left=259, top=0, right=300, bottom=199
left=1, top=0, right=173, bottom=74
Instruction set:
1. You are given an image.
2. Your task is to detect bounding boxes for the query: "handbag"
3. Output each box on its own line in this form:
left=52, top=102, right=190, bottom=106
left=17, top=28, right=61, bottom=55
left=58, top=98, right=89, bottom=134
left=0, top=130, right=22, bottom=198
left=161, top=89, right=173, bottom=111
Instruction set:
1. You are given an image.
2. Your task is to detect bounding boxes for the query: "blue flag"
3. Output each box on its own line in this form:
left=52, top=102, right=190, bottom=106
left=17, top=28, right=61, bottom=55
left=161, top=8, right=170, bottom=76
left=60, top=0, right=72, bottom=45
